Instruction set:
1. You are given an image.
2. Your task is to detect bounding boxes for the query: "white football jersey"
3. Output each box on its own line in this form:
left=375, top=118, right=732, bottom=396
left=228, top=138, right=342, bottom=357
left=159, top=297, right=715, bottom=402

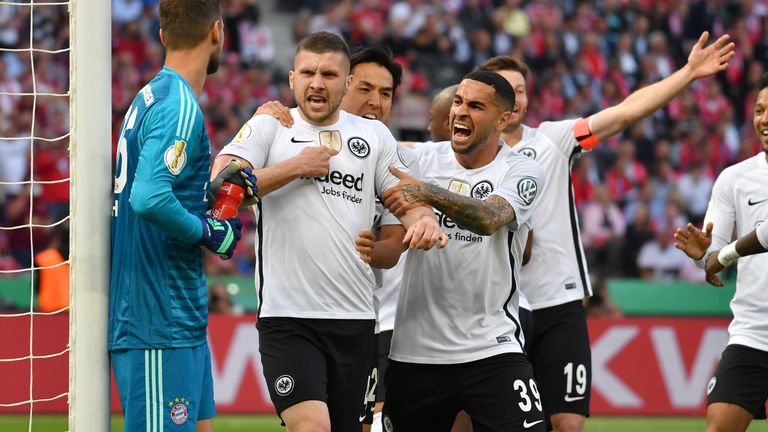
left=373, top=144, right=420, bottom=333
left=513, top=120, right=592, bottom=309
left=219, top=109, right=409, bottom=319
left=701, top=152, right=768, bottom=352
left=390, top=144, right=545, bottom=364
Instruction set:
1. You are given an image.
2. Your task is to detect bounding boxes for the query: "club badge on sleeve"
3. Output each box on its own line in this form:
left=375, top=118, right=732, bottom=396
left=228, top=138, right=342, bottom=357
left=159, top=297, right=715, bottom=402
left=164, top=140, right=187, bottom=175
left=319, top=130, right=342, bottom=155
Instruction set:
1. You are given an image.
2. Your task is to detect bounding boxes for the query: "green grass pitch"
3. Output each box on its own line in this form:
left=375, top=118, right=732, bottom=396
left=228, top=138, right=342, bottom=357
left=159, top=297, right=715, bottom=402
left=2, top=414, right=768, bottom=431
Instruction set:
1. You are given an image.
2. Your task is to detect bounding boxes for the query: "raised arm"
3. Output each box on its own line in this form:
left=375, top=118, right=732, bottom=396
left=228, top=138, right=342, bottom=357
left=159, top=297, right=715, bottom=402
left=590, top=32, right=734, bottom=142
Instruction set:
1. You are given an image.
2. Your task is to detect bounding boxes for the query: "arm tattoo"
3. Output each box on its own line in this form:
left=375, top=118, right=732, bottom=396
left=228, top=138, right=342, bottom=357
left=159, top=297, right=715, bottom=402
left=401, top=183, right=516, bottom=235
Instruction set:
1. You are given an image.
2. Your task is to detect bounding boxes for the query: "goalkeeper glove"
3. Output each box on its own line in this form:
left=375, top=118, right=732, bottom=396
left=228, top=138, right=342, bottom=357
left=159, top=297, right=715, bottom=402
left=210, top=160, right=258, bottom=206
left=198, top=215, right=243, bottom=260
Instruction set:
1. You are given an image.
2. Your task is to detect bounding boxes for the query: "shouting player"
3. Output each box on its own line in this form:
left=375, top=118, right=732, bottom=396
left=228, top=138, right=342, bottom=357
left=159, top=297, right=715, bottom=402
left=381, top=71, right=546, bottom=432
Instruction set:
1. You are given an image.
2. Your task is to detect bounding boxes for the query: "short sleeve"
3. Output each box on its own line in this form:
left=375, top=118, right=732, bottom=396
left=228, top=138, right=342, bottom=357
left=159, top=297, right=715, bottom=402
left=218, top=115, right=280, bottom=169
left=535, top=119, right=581, bottom=157
left=490, top=155, right=546, bottom=231
left=374, top=123, right=412, bottom=195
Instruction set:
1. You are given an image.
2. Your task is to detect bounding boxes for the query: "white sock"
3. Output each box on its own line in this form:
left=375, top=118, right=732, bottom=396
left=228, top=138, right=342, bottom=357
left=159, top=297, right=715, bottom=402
left=371, top=411, right=383, bottom=432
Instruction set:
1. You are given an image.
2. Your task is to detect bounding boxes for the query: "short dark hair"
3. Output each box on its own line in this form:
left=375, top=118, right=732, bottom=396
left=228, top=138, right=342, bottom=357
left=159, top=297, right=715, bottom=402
left=350, top=46, right=403, bottom=94
left=159, top=0, right=221, bottom=50
left=463, top=70, right=516, bottom=112
left=477, top=55, right=530, bottom=82
left=759, top=73, right=768, bottom=91
left=296, top=31, right=351, bottom=66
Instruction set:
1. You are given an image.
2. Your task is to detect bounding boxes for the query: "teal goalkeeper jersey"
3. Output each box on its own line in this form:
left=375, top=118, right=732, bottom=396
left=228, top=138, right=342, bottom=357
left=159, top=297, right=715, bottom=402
left=109, top=67, right=211, bottom=350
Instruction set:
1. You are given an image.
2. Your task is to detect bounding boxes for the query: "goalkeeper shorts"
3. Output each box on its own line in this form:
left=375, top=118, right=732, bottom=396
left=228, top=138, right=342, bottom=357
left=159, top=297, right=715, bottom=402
left=111, top=343, right=215, bottom=431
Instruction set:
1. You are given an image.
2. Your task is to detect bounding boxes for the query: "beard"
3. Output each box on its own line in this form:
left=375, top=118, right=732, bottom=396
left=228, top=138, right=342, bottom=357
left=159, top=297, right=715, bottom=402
left=298, top=93, right=344, bottom=124
left=452, top=127, right=493, bottom=155
left=206, top=48, right=221, bottom=75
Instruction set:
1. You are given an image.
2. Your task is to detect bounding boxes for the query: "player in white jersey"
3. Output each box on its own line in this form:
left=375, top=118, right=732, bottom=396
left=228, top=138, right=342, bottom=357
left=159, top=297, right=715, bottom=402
left=251, top=46, right=419, bottom=429
left=476, top=31, right=734, bottom=432
left=213, top=33, right=445, bottom=432
left=673, top=73, right=768, bottom=432
left=379, top=71, right=546, bottom=431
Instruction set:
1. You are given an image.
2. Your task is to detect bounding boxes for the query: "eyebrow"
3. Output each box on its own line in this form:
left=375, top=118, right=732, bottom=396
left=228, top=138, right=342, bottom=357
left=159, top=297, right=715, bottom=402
left=357, top=80, right=393, bottom=92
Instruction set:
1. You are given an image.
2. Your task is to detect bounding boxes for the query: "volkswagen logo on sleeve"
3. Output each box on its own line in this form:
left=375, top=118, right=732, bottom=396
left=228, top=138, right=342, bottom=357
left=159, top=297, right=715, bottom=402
left=517, top=177, right=538, bottom=205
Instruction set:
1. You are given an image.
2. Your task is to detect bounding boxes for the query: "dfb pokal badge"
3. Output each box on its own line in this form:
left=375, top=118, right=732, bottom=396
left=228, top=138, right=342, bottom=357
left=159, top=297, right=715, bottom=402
left=319, top=130, right=341, bottom=155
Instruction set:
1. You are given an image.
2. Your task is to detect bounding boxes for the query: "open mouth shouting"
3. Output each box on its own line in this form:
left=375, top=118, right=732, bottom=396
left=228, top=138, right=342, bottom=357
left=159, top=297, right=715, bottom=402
left=307, top=93, right=328, bottom=110
left=453, top=120, right=472, bottom=140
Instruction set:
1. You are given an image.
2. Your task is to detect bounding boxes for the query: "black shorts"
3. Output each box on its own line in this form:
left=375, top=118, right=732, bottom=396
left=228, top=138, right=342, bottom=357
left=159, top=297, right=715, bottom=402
left=257, top=317, right=377, bottom=431
left=383, top=353, right=545, bottom=432
left=707, top=344, right=768, bottom=419
left=375, top=330, right=393, bottom=403
left=519, top=307, right=533, bottom=354
left=528, top=300, right=591, bottom=425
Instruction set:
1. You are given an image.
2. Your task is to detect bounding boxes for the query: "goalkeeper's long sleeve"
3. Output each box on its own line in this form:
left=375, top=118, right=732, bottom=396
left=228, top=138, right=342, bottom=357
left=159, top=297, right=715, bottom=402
left=130, top=180, right=202, bottom=243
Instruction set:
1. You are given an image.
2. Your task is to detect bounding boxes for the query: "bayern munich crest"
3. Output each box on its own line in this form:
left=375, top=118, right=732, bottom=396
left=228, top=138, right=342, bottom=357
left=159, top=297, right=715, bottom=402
left=170, top=403, right=188, bottom=425
left=275, top=374, right=295, bottom=396
left=347, top=137, right=370, bottom=158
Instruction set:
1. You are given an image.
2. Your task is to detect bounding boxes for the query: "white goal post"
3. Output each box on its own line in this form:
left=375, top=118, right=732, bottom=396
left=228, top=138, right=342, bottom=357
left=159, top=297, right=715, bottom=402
left=69, top=0, right=112, bottom=430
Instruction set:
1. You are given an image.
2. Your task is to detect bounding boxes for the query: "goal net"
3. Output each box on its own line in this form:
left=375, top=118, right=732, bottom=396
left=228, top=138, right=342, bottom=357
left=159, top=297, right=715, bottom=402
left=0, top=0, right=111, bottom=431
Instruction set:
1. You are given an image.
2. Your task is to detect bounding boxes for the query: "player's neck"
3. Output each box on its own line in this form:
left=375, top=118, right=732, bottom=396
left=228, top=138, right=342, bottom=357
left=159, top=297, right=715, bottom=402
left=297, top=107, right=341, bottom=127
left=501, top=126, right=523, bottom=148
left=454, top=137, right=502, bottom=169
left=164, top=51, right=208, bottom=98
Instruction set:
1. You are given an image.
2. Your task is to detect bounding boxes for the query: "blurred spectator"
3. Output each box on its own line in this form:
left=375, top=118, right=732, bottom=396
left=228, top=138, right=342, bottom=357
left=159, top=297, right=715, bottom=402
left=676, top=160, right=714, bottom=227
left=33, top=141, right=70, bottom=221
left=604, top=139, right=648, bottom=208
left=580, top=185, right=625, bottom=278
left=34, top=225, right=69, bottom=313
left=637, top=227, right=691, bottom=282
left=584, top=278, right=623, bottom=319
left=0, top=57, right=21, bottom=117
left=3, top=187, right=51, bottom=269
left=621, top=202, right=656, bottom=277
left=208, top=283, right=243, bottom=316
left=0, top=115, right=31, bottom=201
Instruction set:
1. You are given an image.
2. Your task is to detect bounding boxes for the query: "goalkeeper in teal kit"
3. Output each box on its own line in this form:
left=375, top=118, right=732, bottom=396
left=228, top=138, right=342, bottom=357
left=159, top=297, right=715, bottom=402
left=108, top=1, right=254, bottom=431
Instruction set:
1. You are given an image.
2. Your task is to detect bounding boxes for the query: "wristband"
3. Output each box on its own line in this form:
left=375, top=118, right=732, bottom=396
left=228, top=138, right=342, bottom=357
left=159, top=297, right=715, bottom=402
left=717, top=241, right=740, bottom=267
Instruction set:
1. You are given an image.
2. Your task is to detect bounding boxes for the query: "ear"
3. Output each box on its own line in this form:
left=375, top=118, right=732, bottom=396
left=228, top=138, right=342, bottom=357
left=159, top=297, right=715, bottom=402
left=159, top=28, right=166, bottom=47
left=288, top=70, right=295, bottom=90
left=211, top=20, right=223, bottom=46
left=497, top=111, right=512, bottom=132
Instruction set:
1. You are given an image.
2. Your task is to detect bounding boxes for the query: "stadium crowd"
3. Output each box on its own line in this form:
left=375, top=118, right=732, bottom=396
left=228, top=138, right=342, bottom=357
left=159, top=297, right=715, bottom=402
left=1, top=0, right=765, bottom=300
